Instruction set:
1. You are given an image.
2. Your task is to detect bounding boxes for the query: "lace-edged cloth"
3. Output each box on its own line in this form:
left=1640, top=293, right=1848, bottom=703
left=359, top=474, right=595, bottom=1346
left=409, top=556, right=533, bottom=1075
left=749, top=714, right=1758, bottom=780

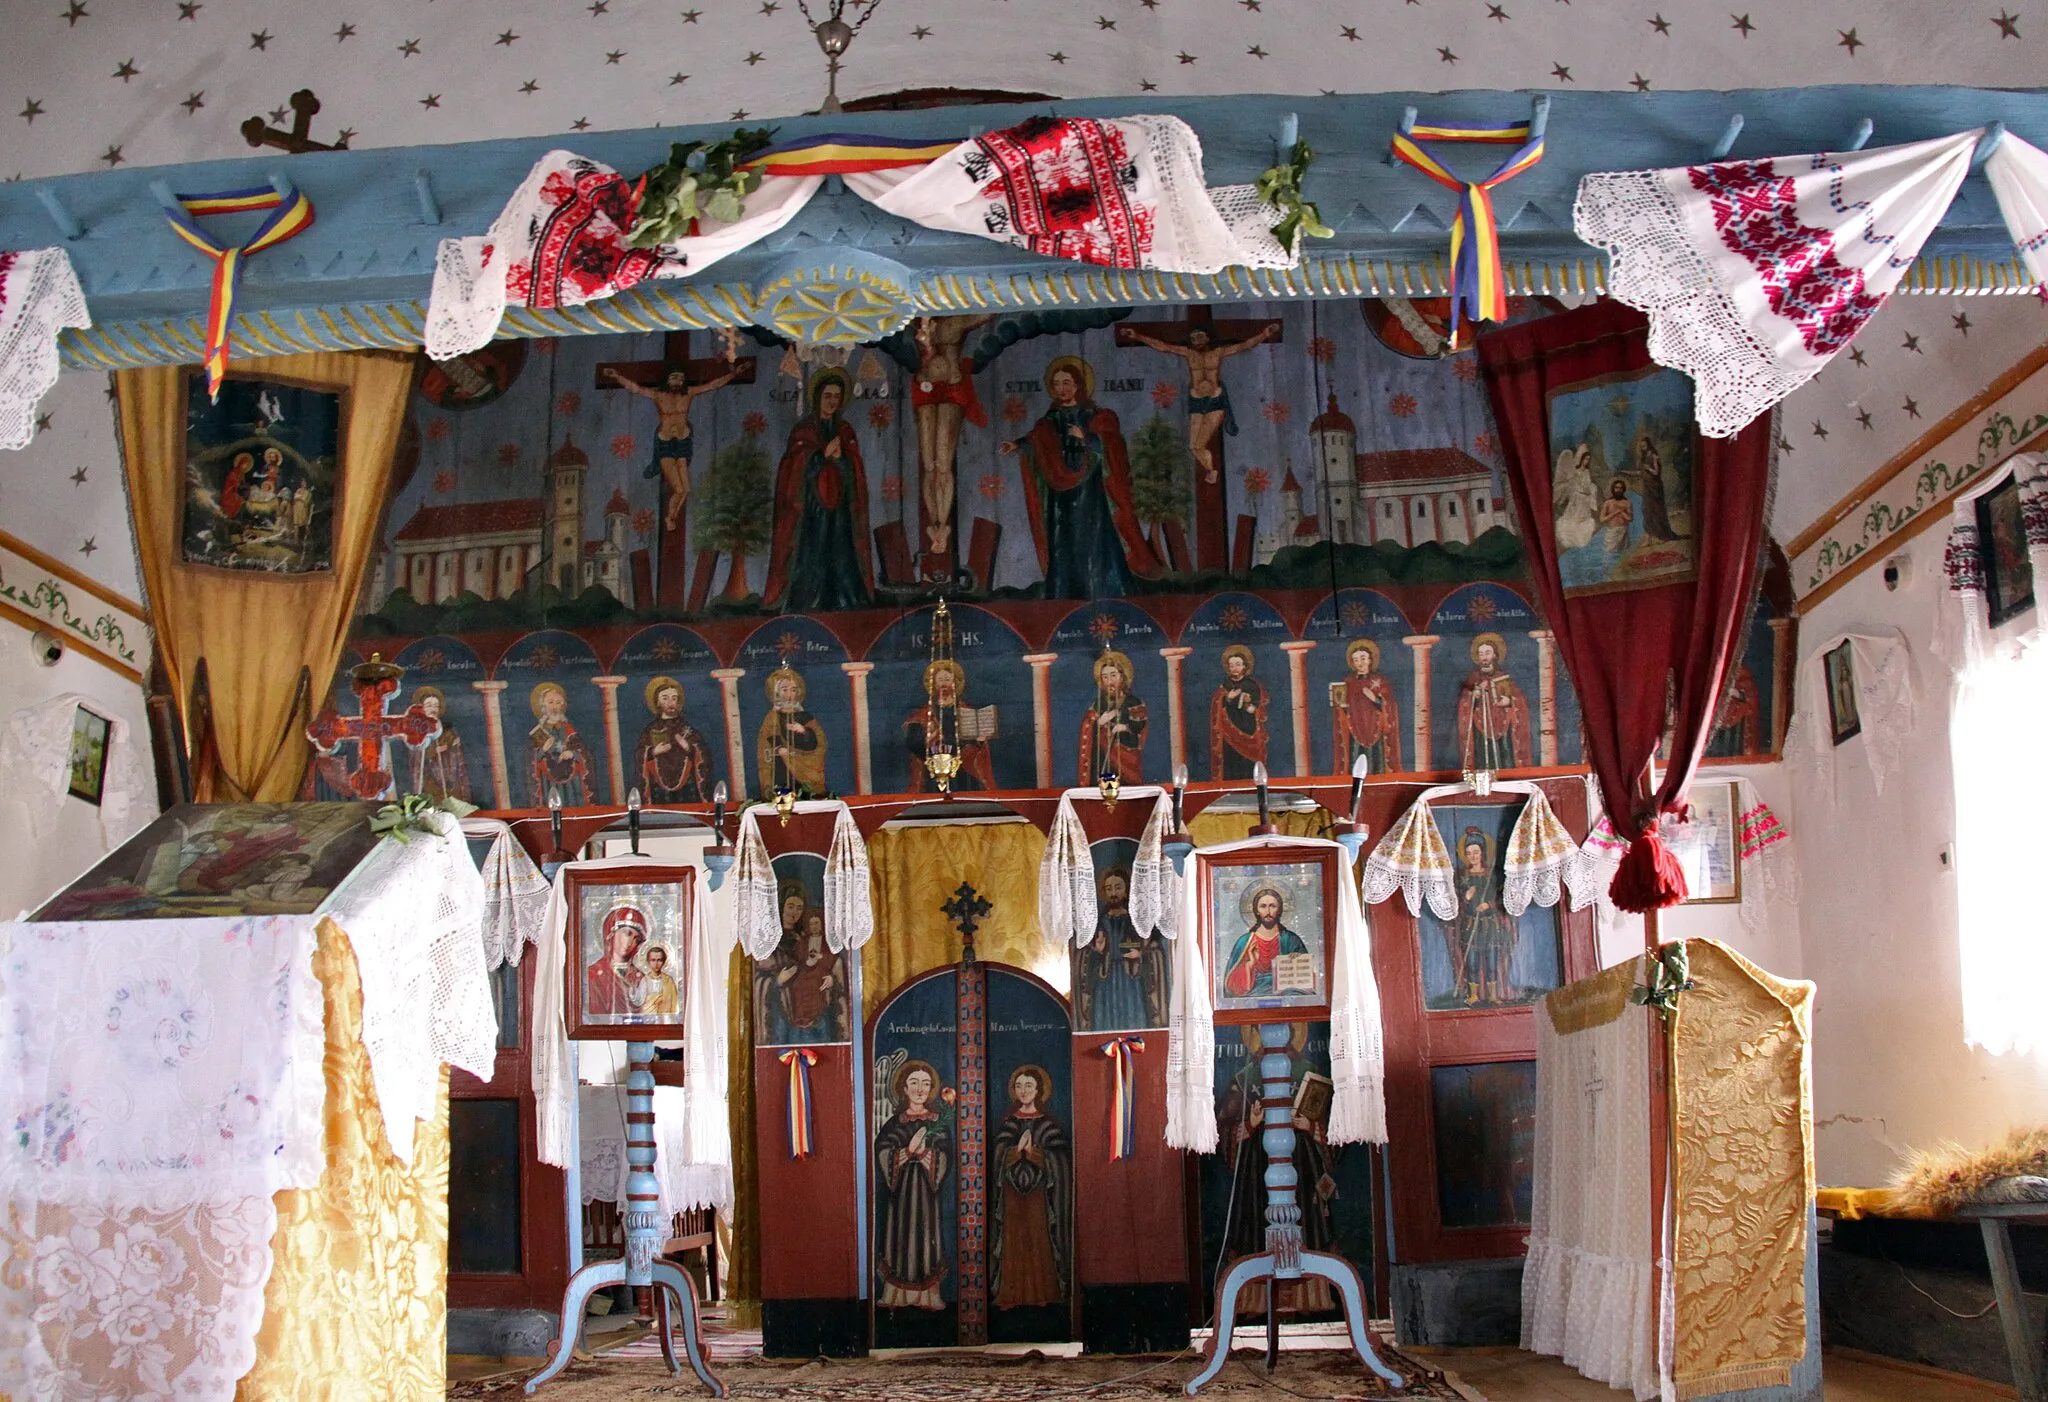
left=1575, top=131, right=1978, bottom=438
left=1735, top=785, right=1798, bottom=936
left=1363, top=798, right=1457, bottom=920
left=1503, top=786, right=1598, bottom=916
left=1038, top=789, right=1179, bottom=949
left=1985, top=132, right=2048, bottom=288
left=0, top=690, right=156, bottom=850
left=0, top=247, right=90, bottom=452
left=1783, top=629, right=1916, bottom=802
left=1933, top=455, right=2048, bottom=674
left=461, top=817, right=551, bottom=970
left=824, top=803, right=875, bottom=954
left=729, top=800, right=874, bottom=961
left=1577, top=815, right=1631, bottom=897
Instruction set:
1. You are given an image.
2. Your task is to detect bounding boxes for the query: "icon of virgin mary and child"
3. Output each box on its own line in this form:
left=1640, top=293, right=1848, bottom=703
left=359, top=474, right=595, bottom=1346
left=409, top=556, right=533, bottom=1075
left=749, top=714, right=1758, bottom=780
left=584, top=903, right=681, bottom=1021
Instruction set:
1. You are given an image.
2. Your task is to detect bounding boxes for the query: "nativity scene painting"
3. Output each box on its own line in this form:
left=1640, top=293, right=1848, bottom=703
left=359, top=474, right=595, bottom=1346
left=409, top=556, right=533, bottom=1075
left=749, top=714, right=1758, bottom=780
left=182, top=375, right=340, bottom=574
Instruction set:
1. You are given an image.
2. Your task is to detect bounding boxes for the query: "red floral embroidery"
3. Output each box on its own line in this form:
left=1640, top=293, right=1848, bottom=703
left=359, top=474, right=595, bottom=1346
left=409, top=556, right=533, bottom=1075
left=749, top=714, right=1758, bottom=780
left=970, top=117, right=1156, bottom=268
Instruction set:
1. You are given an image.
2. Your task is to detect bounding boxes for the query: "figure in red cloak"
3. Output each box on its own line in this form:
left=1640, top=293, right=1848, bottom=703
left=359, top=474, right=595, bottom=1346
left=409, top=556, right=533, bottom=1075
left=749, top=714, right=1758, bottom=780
left=762, top=369, right=874, bottom=612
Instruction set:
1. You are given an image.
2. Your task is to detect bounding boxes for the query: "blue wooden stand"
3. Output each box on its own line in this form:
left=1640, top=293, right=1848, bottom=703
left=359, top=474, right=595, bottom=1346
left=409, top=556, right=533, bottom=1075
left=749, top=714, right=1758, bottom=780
left=525, top=848, right=734, bottom=1397
left=1179, top=826, right=1402, bottom=1396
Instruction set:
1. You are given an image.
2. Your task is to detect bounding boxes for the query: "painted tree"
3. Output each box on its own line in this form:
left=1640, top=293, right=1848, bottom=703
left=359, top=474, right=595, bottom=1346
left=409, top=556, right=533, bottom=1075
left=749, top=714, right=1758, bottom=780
left=694, top=430, right=773, bottom=601
left=1129, top=411, right=1193, bottom=567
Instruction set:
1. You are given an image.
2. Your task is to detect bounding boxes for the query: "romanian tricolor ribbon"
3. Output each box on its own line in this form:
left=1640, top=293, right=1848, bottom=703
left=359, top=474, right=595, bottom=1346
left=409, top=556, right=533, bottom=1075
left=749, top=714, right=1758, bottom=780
left=778, top=1047, right=819, bottom=1159
left=159, top=182, right=316, bottom=401
left=1102, top=1036, right=1146, bottom=1162
left=1388, top=118, right=1545, bottom=339
left=744, top=132, right=961, bottom=177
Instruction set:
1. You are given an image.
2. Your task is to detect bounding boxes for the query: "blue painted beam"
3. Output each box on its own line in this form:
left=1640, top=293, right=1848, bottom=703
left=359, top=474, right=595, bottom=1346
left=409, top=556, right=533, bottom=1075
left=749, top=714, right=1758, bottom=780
left=2, top=86, right=2040, bottom=369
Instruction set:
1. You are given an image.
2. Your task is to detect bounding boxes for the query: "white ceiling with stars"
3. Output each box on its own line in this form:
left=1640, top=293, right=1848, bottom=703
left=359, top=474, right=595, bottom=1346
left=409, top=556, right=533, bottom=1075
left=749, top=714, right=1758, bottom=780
left=1, top=0, right=2045, bottom=595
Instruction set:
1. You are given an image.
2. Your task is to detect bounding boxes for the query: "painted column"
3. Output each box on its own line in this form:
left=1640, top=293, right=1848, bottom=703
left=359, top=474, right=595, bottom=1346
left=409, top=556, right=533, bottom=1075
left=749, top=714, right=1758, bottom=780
left=841, top=660, right=875, bottom=795
left=709, top=667, right=748, bottom=801
left=592, top=675, right=628, bottom=803
left=1278, top=640, right=1316, bottom=777
left=1768, top=617, right=1794, bottom=752
left=1158, top=645, right=1194, bottom=776
left=1022, top=653, right=1059, bottom=790
left=471, top=679, right=511, bottom=809
left=1527, top=630, right=1558, bottom=766
left=1403, top=634, right=1440, bottom=773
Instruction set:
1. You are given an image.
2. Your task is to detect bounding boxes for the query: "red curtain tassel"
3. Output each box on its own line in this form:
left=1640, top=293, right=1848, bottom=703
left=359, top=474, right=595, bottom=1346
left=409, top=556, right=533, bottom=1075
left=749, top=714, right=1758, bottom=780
left=1609, top=827, right=1688, bottom=913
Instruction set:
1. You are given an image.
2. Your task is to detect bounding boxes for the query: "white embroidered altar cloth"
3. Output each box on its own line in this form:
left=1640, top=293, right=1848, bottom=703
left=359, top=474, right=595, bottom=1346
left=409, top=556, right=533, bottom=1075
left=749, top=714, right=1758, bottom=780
left=0, top=246, right=90, bottom=452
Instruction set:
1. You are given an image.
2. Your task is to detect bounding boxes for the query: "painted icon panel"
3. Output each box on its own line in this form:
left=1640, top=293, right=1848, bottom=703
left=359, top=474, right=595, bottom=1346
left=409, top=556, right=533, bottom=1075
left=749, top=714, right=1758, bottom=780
left=1418, top=801, right=1564, bottom=1012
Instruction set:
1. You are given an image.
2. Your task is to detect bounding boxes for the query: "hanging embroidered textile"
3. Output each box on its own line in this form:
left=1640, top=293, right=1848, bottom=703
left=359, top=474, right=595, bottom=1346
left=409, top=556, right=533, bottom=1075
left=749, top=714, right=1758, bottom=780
left=1502, top=786, right=1598, bottom=915
left=731, top=798, right=875, bottom=961
left=1985, top=133, right=2048, bottom=286
left=0, top=247, right=89, bottom=451
left=460, top=815, right=552, bottom=970
left=779, top=1047, right=819, bottom=1159
left=159, top=183, right=317, bottom=400
left=1103, top=1036, right=1146, bottom=1162
left=1576, top=131, right=1977, bottom=438
left=1362, top=798, right=1457, bottom=920
left=1037, top=787, right=1179, bottom=948
left=1523, top=960, right=1661, bottom=1401
left=1734, top=784, right=1798, bottom=936
left=1481, top=300, right=1776, bottom=911
left=1782, top=629, right=1916, bottom=803
left=1576, top=814, right=1631, bottom=895
left=1932, top=453, right=2048, bottom=672
left=1388, top=115, right=1547, bottom=341
left=0, top=690, right=155, bottom=848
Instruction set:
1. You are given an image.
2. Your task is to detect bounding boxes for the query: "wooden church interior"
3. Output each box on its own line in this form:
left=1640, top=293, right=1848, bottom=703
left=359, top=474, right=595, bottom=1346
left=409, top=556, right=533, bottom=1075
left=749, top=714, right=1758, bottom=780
left=1, top=4, right=2045, bottom=1401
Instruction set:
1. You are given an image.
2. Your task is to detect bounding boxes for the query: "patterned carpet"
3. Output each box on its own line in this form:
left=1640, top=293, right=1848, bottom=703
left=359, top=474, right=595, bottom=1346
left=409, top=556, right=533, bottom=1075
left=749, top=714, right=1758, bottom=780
left=447, top=1336, right=1483, bottom=1399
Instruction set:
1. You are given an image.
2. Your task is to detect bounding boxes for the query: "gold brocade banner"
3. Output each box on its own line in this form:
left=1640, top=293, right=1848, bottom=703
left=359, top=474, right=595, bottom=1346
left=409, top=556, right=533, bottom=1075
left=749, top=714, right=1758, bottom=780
left=117, top=351, right=415, bottom=801
left=1670, top=940, right=1815, bottom=1400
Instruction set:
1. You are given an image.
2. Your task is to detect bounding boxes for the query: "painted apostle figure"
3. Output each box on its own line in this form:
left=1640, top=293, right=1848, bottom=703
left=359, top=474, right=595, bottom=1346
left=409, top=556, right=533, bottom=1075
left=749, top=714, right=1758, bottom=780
left=1120, top=323, right=1277, bottom=482
left=1001, top=357, right=1161, bottom=600
left=528, top=682, right=596, bottom=807
left=875, top=1061, right=952, bottom=1310
left=604, top=362, right=739, bottom=531
left=636, top=675, right=715, bottom=803
left=764, top=370, right=875, bottom=613
left=1449, top=826, right=1519, bottom=1005
left=757, top=665, right=827, bottom=798
left=1222, top=887, right=1310, bottom=998
left=409, top=686, right=472, bottom=805
left=1334, top=639, right=1402, bottom=774
left=911, top=314, right=995, bottom=559
left=906, top=659, right=995, bottom=793
left=989, top=1065, right=1071, bottom=1312
left=1079, top=650, right=1147, bottom=785
left=1075, top=867, right=1167, bottom=1031
left=1208, top=644, right=1269, bottom=780
left=1456, top=633, right=1532, bottom=771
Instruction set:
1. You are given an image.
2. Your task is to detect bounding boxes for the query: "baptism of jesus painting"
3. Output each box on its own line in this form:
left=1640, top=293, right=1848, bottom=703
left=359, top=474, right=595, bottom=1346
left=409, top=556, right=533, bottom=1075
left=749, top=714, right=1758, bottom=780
left=1418, top=802, right=1564, bottom=1012
left=1206, top=857, right=1330, bottom=1020
left=181, top=375, right=341, bottom=574
left=1547, top=365, right=1699, bottom=599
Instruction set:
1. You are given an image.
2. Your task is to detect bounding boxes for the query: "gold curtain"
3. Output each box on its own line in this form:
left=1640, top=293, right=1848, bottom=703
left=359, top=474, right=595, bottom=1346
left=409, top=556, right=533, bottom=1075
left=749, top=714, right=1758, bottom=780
left=1187, top=807, right=1335, bottom=847
left=117, top=352, right=416, bottom=800
left=724, top=945, right=762, bottom=1329
left=863, top=820, right=1058, bottom=1005
left=237, top=919, right=450, bottom=1401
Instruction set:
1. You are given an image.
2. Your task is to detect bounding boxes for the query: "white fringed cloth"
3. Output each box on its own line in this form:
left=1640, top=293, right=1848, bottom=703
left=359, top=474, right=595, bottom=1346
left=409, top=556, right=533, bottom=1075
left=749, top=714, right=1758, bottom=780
left=0, top=824, right=496, bottom=1402
left=1523, top=960, right=1664, bottom=1402
left=730, top=799, right=874, bottom=961
left=427, top=115, right=1288, bottom=360
left=1164, top=834, right=1386, bottom=1153
left=0, top=690, right=157, bottom=852
left=577, top=1083, right=697, bottom=1223
left=1933, top=453, right=2048, bottom=674
left=1037, top=788, right=1180, bottom=947
left=460, top=816, right=552, bottom=970
left=1576, top=131, right=1978, bottom=438
left=1985, top=133, right=2048, bottom=287
left=533, top=855, right=733, bottom=1214
left=0, top=247, right=89, bottom=451
left=1781, top=629, right=1917, bottom=803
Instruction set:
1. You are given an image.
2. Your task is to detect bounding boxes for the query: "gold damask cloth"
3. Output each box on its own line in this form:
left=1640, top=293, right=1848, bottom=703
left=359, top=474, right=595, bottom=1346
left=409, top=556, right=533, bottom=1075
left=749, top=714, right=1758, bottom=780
left=1670, top=939, right=1814, bottom=1400
left=235, top=919, right=449, bottom=1402
left=863, top=820, right=1053, bottom=1003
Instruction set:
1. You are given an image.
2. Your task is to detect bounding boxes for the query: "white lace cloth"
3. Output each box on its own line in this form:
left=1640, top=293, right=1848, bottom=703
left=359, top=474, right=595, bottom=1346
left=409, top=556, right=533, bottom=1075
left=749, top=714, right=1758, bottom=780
left=0, top=247, right=90, bottom=452
left=1932, top=454, right=2048, bottom=674
left=0, top=915, right=327, bottom=1402
left=577, top=1084, right=696, bottom=1224
left=1363, top=797, right=1458, bottom=920
left=1523, top=974, right=1662, bottom=1402
left=1164, top=834, right=1387, bottom=1150
left=322, top=819, right=498, bottom=1166
left=1577, top=131, right=1978, bottom=438
left=730, top=800, right=874, bottom=960
left=1733, top=782, right=1799, bottom=938
left=1985, top=133, right=2048, bottom=287
left=461, top=817, right=551, bottom=970
left=1782, top=629, right=1917, bottom=802
left=1037, top=788, right=1180, bottom=948
left=533, top=856, right=732, bottom=1213
left=0, top=690, right=157, bottom=851
left=1503, top=786, right=1598, bottom=916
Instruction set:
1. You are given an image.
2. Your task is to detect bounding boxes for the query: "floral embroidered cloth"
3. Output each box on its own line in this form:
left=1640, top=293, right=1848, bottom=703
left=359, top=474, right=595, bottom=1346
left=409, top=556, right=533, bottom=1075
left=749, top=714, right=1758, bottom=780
left=0, top=246, right=90, bottom=452
left=1363, top=799, right=1458, bottom=920
left=1576, top=131, right=1979, bottom=437
left=1502, top=786, right=1597, bottom=915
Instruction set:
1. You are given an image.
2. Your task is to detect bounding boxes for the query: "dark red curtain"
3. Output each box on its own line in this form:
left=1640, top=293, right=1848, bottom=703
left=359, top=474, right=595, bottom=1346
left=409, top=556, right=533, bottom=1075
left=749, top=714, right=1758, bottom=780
left=1478, top=301, right=1774, bottom=911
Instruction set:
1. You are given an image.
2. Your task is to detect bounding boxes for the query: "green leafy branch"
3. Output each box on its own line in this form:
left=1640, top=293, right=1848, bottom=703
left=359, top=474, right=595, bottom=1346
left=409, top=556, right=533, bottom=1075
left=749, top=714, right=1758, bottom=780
left=1630, top=941, right=1696, bottom=1020
left=372, top=792, right=478, bottom=843
left=1256, top=140, right=1334, bottom=258
left=627, top=127, right=779, bottom=249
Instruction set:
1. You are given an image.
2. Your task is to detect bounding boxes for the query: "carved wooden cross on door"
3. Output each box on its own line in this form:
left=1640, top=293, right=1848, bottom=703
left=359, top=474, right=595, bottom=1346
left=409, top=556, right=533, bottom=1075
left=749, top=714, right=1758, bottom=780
left=1115, top=305, right=1284, bottom=575
left=943, top=881, right=992, bottom=962
left=596, top=330, right=756, bottom=610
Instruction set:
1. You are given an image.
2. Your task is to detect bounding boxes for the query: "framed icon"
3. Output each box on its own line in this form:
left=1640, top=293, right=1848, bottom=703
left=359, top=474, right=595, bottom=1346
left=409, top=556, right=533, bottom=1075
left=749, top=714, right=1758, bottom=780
left=1976, top=474, right=2037, bottom=629
left=562, top=864, right=693, bottom=1040
left=1672, top=780, right=1742, bottom=905
left=1198, top=844, right=1338, bottom=1025
left=66, top=704, right=111, bottom=806
left=1822, top=640, right=1861, bottom=747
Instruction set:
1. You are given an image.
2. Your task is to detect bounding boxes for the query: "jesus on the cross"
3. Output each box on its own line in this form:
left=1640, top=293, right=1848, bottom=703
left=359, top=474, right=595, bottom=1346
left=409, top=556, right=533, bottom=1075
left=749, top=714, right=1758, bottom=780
left=1120, top=322, right=1278, bottom=482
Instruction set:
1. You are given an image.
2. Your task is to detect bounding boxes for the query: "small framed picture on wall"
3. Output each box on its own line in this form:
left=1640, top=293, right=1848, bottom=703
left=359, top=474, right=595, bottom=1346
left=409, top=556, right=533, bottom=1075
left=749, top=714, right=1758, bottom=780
left=1822, top=640, right=1861, bottom=747
left=1975, top=475, right=2037, bottom=629
left=66, top=705, right=110, bottom=806
left=561, top=864, right=693, bottom=1040
left=1672, top=780, right=1741, bottom=905
left=1198, top=844, right=1337, bottom=1025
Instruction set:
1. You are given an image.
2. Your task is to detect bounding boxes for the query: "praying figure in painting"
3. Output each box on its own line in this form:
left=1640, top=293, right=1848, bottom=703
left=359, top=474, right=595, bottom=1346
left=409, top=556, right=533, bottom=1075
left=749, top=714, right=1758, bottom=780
left=1222, top=887, right=1310, bottom=999
left=1001, top=356, right=1161, bottom=600
left=1632, top=430, right=1678, bottom=544
left=1079, top=650, right=1147, bottom=785
left=906, top=659, right=996, bottom=793
left=528, top=682, right=596, bottom=807
left=1551, top=443, right=1600, bottom=552
left=408, top=687, right=472, bottom=805
left=764, top=370, right=875, bottom=613
left=1076, top=867, right=1168, bottom=1031
left=989, top=1065, right=1072, bottom=1312
left=912, top=314, right=995, bottom=558
left=757, top=666, right=828, bottom=798
left=1598, top=477, right=1635, bottom=556
left=875, top=1061, right=953, bottom=1311
left=1208, top=644, right=1269, bottom=780
left=1456, top=633, right=1532, bottom=771
left=635, top=676, right=715, bottom=804
left=1119, top=322, right=1277, bottom=482
left=603, top=363, right=740, bottom=531
left=1449, top=826, right=1519, bottom=1006
left=626, top=943, right=681, bottom=1017
left=1334, top=639, right=1402, bottom=774
left=586, top=905, right=648, bottom=1019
